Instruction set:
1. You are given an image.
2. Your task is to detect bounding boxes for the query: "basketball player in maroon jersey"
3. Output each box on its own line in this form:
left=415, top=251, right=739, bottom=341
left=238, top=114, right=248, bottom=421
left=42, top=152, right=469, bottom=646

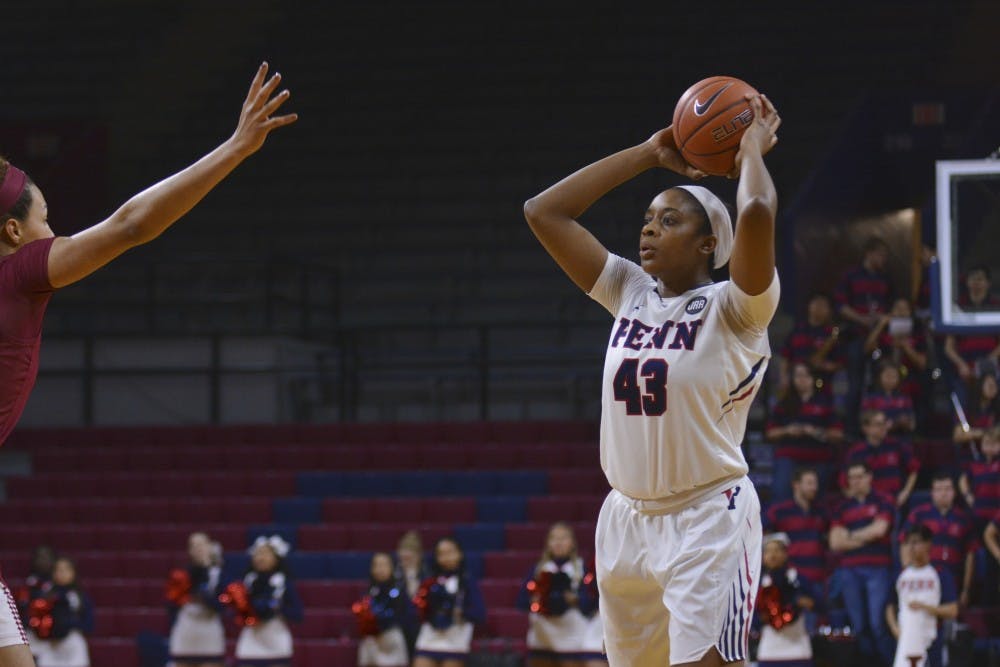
left=0, top=62, right=296, bottom=667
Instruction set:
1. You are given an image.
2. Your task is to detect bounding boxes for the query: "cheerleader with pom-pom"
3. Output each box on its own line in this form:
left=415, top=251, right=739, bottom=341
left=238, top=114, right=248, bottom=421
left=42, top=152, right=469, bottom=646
left=355, top=552, right=414, bottom=667
left=166, top=532, right=226, bottom=667
left=753, top=533, right=821, bottom=667
left=15, top=545, right=57, bottom=660
left=517, top=522, right=604, bottom=667
left=30, top=557, right=94, bottom=667
left=223, top=536, right=303, bottom=667
left=412, top=537, right=485, bottom=667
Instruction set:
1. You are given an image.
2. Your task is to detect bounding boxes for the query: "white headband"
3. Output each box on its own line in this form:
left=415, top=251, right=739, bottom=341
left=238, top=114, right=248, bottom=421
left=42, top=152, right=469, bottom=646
left=250, top=535, right=291, bottom=559
left=763, top=532, right=790, bottom=547
left=675, top=185, right=733, bottom=269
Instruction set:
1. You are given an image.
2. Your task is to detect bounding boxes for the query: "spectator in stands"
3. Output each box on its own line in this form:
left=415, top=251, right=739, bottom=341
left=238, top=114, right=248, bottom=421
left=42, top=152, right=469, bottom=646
left=355, top=552, right=413, bottom=667
left=412, top=537, right=485, bottom=667
left=829, top=461, right=895, bottom=666
left=886, top=525, right=958, bottom=667
left=165, top=532, right=225, bottom=667
left=860, top=361, right=916, bottom=441
left=943, top=266, right=1000, bottom=402
left=765, top=363, right=844, bottom=502
left=753, top=533, right=820, bottom=667
left=834, top=236, right=895, bottom=429
left=32, top=556, right=94, bottom=667
left=777, top=292, right=844, bottom=399
left=517, top=521, right=601, bottom=667
left=961, top=427, right=1000, bottom=605
left=983, top=511, right=1000, bottom=605
left=960, top=424, right=1000, bottom=517
left=15, top=545, right=56, bottom=660
left=395, top=530, right=428, bottom=599
left=899, top=472, right=976, bottom=607
left=863, top=299, right=927, bottom=405
left=395, top=529, right=428, bottom=662
left=231, top=535, right=302, bottom=667
left=952, top=372, right=1000, bottom=455
left=763, top=467, right=829, bottom=586
left=842, top=410, right=919, bottom=509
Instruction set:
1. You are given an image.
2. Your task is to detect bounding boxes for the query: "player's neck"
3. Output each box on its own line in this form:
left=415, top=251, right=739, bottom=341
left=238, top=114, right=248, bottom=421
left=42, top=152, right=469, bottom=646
left=656, top=273, right=713, bottom=298
left=793, top=494, right=811, bottom=510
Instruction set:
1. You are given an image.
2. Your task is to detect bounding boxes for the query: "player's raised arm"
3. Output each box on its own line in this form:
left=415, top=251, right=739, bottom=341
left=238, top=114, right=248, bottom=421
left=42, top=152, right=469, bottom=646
left=523, top=128, right=704, bottom=293
left=728, top=94, right=781, bottom=296
left=46, top=62, right=298, bottom=289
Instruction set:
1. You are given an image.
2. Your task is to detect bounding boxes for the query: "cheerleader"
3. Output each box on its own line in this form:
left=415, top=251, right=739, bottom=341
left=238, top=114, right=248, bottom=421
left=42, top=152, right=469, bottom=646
left=753, top=534, right=820, bottom=667
left=355, top=552, right=414, bottom=667
left=860, top=360, right=916, bottom=441
left=16, top=545, right=57, bottom=660
left=166, top=533, right=226, bottom=667
left=412, top=537, right=485, bottom=667
left=31, top=557, right=94, bottom=667
left=227, top=536, right=303, bottom=667
left=517, top=522, right=602, bottom=667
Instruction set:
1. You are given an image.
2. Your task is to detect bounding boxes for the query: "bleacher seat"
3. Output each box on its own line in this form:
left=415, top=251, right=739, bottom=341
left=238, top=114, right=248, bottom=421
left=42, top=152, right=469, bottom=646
left=1, top=422, right=613, bottom=657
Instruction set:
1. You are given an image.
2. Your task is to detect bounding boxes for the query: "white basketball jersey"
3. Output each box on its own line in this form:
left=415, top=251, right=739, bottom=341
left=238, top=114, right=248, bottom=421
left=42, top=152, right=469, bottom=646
left=893, top=565, right=941, bottom=667
left=589, top=254, right=778, bottom=505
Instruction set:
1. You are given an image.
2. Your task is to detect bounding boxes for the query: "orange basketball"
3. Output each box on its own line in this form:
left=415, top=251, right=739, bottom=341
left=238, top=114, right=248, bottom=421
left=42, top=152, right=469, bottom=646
left=672, top=76, right=759, bottom=176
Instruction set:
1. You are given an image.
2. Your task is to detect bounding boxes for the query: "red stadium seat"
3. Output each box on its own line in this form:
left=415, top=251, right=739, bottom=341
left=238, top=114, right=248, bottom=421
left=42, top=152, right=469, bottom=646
left=484, top=552, right=536, bottom=579
left=322, top=499, right=374, bottom=523
left=294, top=639, right=360, bottom=667
left=479, top=578, right=522, bottom=609
left=371, top=498, right=424, bottom=523
left=88, top=638, right=139, bottom=665
left=298, top=581, right=366, bottom=608
left=418, top=444, right=470, bottom=470
left=486, top=608, right=529, bottom=639
left=297, top=524, right=352, bottom=551
left=422, top=497, right=477, bottom=523
left=96, top=607, right=169, bottom=637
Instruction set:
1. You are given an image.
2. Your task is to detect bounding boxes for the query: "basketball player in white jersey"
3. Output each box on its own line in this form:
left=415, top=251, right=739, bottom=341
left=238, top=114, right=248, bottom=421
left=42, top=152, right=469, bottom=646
left=886, top=525, right=958, bottom=667
left=524, top=92, right=780, bottom=667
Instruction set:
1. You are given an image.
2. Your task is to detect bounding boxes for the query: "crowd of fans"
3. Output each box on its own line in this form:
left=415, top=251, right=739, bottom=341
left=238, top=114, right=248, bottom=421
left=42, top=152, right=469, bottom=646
left=759, top=236, right=1000, bottom=665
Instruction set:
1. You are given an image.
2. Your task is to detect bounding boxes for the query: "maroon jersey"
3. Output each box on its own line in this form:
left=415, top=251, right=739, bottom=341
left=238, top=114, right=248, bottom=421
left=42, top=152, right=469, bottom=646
left=0, top=238, right=55, bottom=445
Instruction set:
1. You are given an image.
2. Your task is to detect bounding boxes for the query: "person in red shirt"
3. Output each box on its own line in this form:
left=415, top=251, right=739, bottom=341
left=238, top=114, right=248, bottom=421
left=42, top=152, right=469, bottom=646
left=862, top=298, right=927, bottom=404
left=943, top=266, right=1000, bottom=403
left=0, top=63, right=295, bottom=667
left=841, top=410, right=920, bottom=509
left=952, top=373, right=1000, bottom=457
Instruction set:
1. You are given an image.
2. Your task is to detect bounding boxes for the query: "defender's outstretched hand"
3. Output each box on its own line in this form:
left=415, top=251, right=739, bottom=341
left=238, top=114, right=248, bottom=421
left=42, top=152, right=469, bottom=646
left=229, top=62, right=299, bottom=157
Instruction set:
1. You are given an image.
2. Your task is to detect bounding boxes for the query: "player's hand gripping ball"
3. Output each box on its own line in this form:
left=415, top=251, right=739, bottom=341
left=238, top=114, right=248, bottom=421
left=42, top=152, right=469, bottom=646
left=672, top=76, right=759, bottom=176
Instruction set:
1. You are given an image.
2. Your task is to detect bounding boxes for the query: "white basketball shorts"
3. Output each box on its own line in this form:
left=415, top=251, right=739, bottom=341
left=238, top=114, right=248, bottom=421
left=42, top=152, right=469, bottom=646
left=0, top=580, right=28, bottom=649
left=596, top=476, right=762, bottom=666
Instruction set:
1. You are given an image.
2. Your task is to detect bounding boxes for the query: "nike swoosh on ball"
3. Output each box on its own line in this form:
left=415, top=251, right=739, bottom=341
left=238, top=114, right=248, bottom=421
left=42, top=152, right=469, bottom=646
left=693, top=83, right=733, bottom=116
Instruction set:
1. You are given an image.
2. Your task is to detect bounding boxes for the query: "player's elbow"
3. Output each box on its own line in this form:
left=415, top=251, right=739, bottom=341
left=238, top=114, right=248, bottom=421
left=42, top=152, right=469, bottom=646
left=523, top=197, right=543, bottom=226
left=738, top=196, right=776, bottom=226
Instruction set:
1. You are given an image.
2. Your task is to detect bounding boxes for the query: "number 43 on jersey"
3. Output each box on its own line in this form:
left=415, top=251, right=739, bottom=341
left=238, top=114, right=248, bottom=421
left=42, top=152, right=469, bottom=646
left=613, top=358, right=668, bottom=416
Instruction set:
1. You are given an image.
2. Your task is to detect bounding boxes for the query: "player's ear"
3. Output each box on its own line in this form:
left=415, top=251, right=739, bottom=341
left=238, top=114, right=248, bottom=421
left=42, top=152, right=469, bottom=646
left=700, top=234, right=717, bottom=257
left=1, top=217, right=21, bottom=246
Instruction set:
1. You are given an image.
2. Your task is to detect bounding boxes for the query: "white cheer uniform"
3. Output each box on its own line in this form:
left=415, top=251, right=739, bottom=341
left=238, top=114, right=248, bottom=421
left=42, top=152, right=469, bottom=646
left=892, top=565, right=942, bottom=667
left=589, top=254, right=779, bottom=666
